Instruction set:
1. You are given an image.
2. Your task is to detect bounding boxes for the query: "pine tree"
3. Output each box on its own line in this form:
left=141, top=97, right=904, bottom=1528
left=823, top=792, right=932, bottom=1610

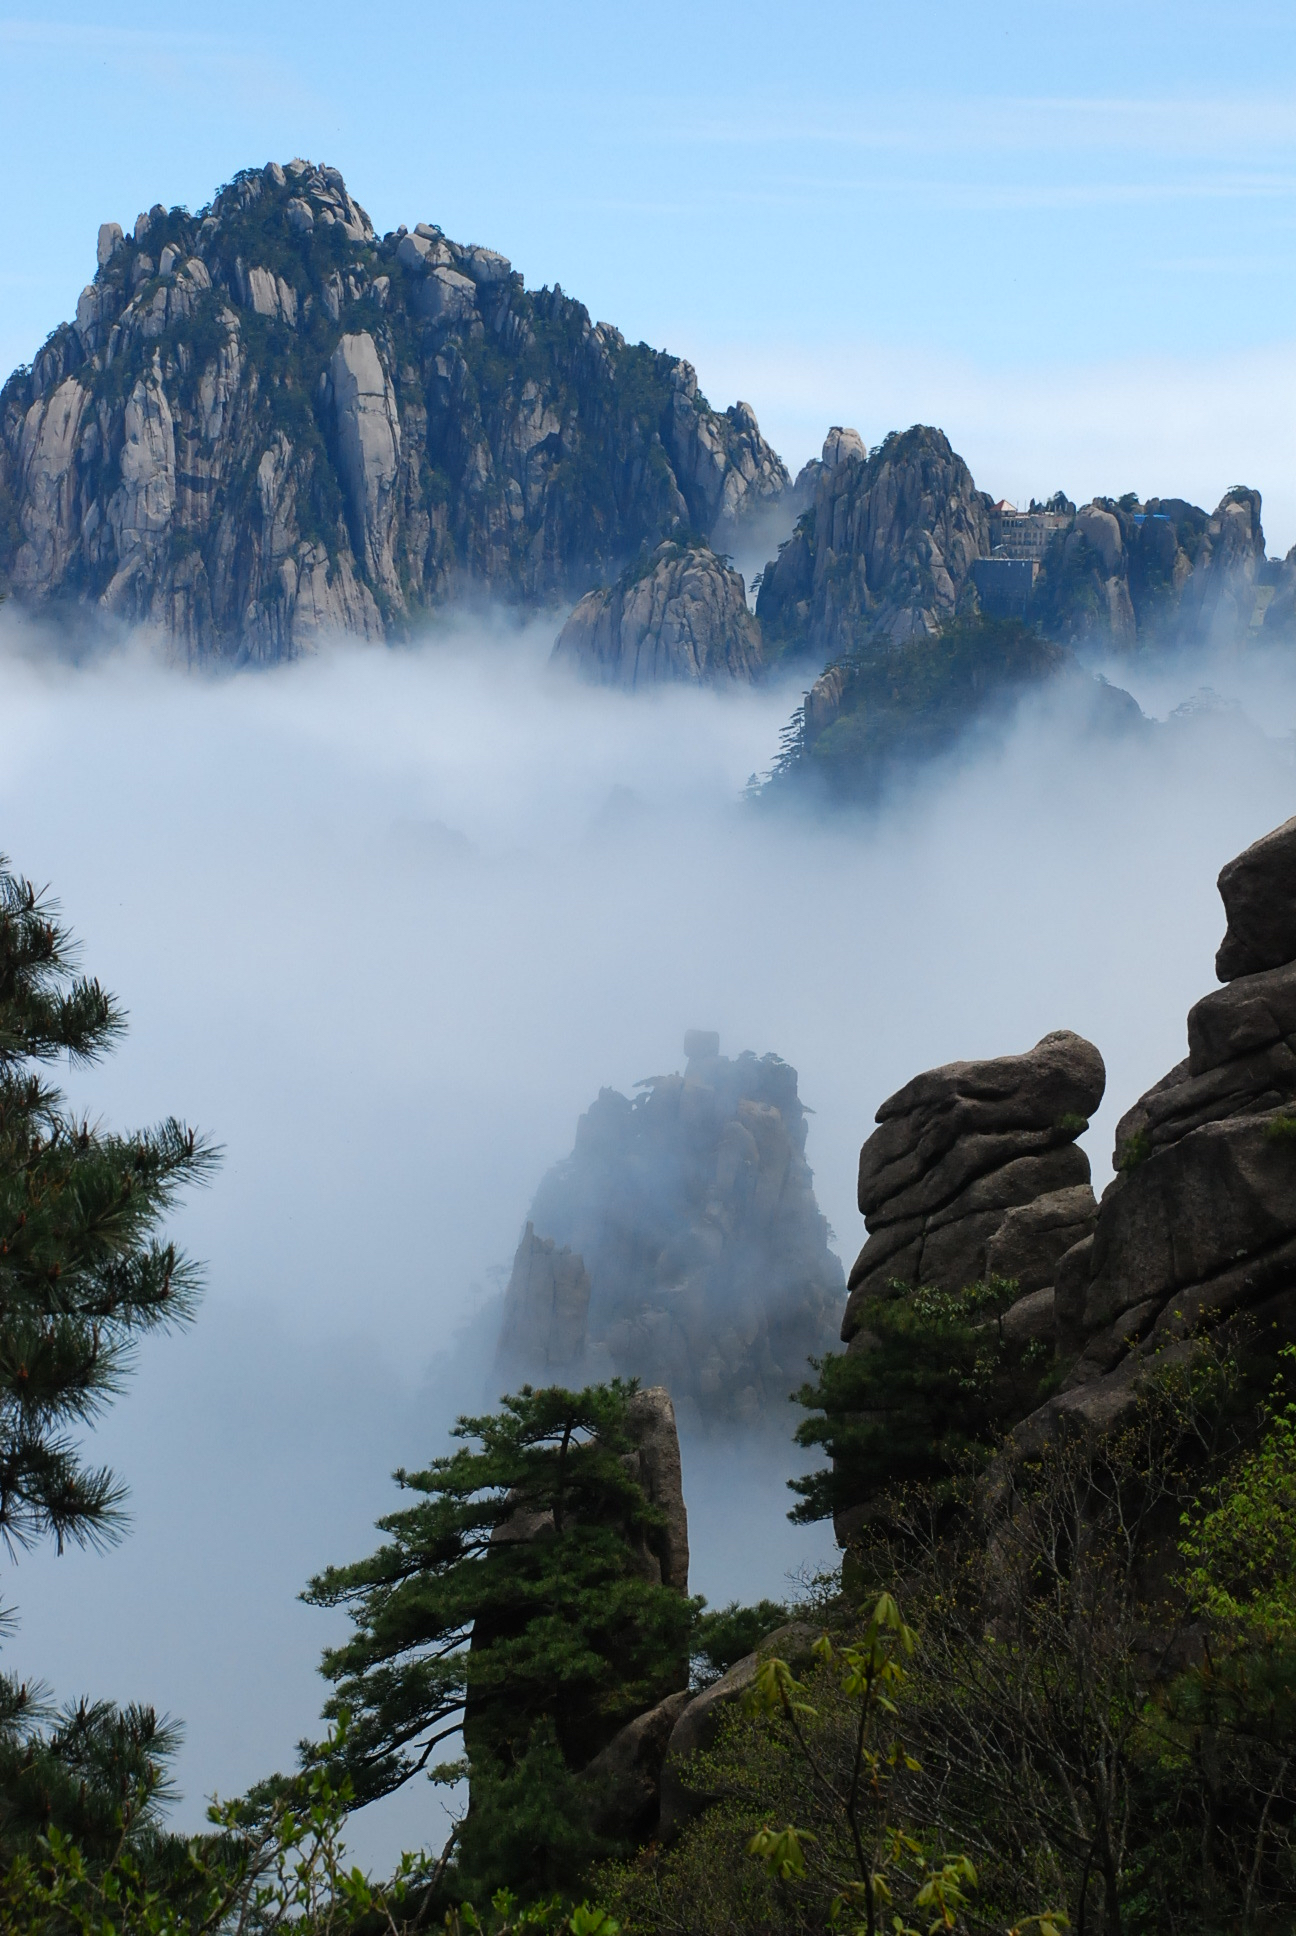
left=305, top=1380, right=698, bottom=1896
left=0, top=854, right=215, bottom=1888
left=0, top=857, right=216, bottom=1558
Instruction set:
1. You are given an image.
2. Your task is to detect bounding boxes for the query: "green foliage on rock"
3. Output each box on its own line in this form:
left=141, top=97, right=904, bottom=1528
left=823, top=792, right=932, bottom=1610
left=608, top=1348, right=1296, bottom=1936
left=1180, top=1346, right=1296, bottom=1647
left=768, top=617, right=1071, bottom=804
left=305, top=1382, right=698, bottom=1897
left=788, top=1278, right=1056, bottom=1526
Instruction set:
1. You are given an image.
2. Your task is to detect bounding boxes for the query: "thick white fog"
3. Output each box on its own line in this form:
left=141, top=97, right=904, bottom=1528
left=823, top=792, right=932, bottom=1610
left=0, top=610, right=1293, bottom=1869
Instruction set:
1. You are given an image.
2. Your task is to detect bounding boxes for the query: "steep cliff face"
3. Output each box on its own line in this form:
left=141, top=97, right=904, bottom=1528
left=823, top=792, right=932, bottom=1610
left=829, top=817, right=1296, bottom=1513
left=498, top=1032, right=844, bottom=1431
left=1042, top=814, right=1296, bottom=1405
left=0, top=161, right=789, bottom=659
left=755, top=424, right=991, bottom=662
left=552, top=539, right=764, bottom=687
left=752, top=423, right=1277, bottom=676
left=1034, top=487, right=1272, bottom=650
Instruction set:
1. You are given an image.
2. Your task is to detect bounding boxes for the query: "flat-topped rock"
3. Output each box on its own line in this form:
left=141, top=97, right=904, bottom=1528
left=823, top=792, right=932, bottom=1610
left=859, top=1030, right=1105, bottom=1217
left=844, top=1031, right=1102, bottom=1344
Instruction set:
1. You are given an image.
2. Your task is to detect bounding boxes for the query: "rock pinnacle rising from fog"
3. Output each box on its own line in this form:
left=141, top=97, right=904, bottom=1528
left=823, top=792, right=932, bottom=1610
left=0, top=160, right=787, bottom=660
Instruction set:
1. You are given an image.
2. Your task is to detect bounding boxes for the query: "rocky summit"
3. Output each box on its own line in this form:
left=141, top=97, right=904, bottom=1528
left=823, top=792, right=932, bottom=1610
left=0, top=161, right=786, bottom=660
left=552, top=539, right=764, bottom=686
left=757, top=425, right=990, bottom=661
left=495, top=1032, right=843, bottom=1431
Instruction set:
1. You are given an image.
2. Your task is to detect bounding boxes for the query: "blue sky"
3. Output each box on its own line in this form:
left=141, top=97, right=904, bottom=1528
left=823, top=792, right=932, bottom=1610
left=6, top=0, right=1296, bottom=537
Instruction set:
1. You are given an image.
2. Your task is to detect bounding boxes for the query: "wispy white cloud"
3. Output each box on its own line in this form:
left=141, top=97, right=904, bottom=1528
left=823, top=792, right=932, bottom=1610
left=663, top=92, right=1296, bottom=160
left=0, top=15, right=319, bottom=114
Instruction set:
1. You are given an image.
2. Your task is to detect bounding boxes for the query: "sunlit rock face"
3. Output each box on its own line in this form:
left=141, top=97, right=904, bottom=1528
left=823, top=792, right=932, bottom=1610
left=552, top=540, right=764, bottom=688
left=0, top=160, right=788, bottom=661
left=755, top=424, right=992, bottom=662
left=496, top=1033, right=844, bottom=1433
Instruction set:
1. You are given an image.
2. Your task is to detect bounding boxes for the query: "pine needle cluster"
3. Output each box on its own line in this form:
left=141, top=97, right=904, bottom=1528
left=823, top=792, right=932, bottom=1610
left=0, top=859, right=217, bottom=1558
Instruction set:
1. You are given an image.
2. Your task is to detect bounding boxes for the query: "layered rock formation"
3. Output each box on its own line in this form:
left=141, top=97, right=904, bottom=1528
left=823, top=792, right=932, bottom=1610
left=551, top=540, right=763, bottom=687
left=0, top=161, right=787, bottom=659
left=498, top=1033, right=844, bottom=1431
left=755, top=425, right=990, bottom=662
left=834, top=817, right=1296, bottom=1464
left=842, top=1030, right=1106, bottom=1346
left=1045, top=815, right=1296, bottom=1404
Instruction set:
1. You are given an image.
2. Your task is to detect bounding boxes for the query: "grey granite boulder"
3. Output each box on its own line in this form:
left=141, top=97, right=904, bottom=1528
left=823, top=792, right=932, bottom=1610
left=844, top=1032, right=1103, bottom=1341
left=1215, top=816, right=1296, bottom=981
left=1015, top=815, right=1296, bottom=1445
left=985, top=1184, right=1103, bottom=1294
left=579, top=1688, right=692, bottom=1841
left=625, top=1387, right=690, bottom=1593
left=659, top=1622, right=819, bottom=1836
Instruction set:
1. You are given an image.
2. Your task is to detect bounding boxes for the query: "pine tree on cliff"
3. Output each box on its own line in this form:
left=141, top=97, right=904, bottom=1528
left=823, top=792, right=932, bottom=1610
left=304, top=1380, right=697, bottom=1898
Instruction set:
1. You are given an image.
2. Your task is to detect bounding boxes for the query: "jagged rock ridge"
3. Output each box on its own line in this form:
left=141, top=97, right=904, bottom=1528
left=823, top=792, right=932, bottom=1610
left=495, top=1031, right=844, bottom=1431
left=0, top=160, right=788, bottom=659
left=757, top=425, right=990, bottom=662
left=757, top=423, right=1281, bottom=670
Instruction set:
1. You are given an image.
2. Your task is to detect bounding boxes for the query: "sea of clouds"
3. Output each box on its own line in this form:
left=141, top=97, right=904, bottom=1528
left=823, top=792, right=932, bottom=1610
left=0, top=608, right=1293, bottom=1867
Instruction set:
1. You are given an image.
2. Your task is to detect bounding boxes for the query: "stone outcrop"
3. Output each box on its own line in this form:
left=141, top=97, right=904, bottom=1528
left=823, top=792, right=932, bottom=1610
left=551, top=540, right=764, bottom=687
left=1036, top=487, right=1273, bottom=652
left=1214, top=814, right=1296, bottom=980
left=0, top=160, right=788, bottom=660
left=843, top=1031, right=1106, bottom=1346
left=578, top=1687, right=692, bottom=1841
left=495, top=1223, right=591, bottom=1384
left=751, top=428, right=1277, bottom=670
left=658, top=1621, right=819, bottom=1836
left=1036, top=818, right=1296, bottom=1409
left=755, top=424, right=991, bottom=661
left=501, top=1034, right=844, bottom=1431
left=624, top=1386, right=691, bottom=1592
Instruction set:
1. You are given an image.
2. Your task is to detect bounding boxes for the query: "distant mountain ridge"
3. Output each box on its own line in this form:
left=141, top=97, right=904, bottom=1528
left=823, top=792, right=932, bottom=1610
left=3, top=158, right=1293, bottom=685
left=0, top=160, right=787, bottom=658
